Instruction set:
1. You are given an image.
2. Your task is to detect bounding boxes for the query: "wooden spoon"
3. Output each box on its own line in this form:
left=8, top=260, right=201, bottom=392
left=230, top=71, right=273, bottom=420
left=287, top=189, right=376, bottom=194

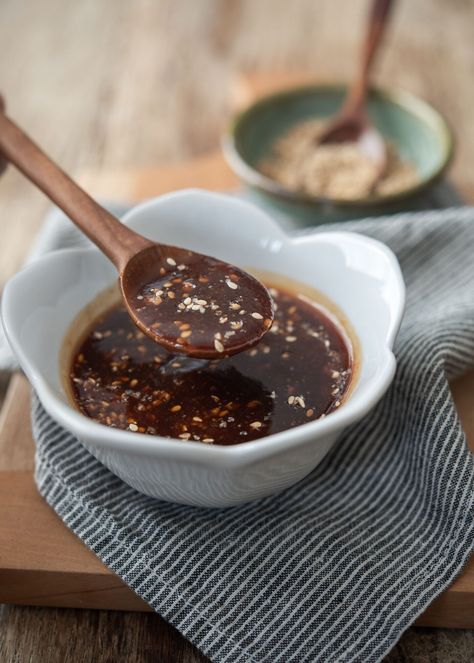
left=0, top=106, right=274, bottom=359
left=316, top=0, right=394, bottom=184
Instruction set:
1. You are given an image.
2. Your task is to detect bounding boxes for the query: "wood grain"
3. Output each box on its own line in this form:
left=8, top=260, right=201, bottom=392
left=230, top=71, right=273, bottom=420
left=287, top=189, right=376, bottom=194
left=1, top=0, right=474, bottom=661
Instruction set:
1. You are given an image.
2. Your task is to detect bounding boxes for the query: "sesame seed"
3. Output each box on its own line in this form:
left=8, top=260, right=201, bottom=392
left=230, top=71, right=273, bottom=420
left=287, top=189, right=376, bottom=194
left=170, top=405, right=182, bottom=412
left=180, top=330, right=192, bottom=338
left=193, top=416, right=203, bottom=422
left=288, top=396, right=295, bottom=405
left=167, top=291, right=175, bottom=299
left=230, top=320, right=243, bottom=330
left=166, top=257, right=176, bottom=266
left=183, top=297, right=192, bottom=305
left=214, top=338, right=224, bottom=353
left=128, top=423, right=138, bottom=432
left=179, top=433, right=191, bottom=439
left=130, top=379, right=138, bottom=387
left=251, top=312, right=263, bottom=319
left=286, top=336, right=297, bottom=342
left=226, top=279, right=238, bottom=290
left=202, top=438, right=214, bottom=443
left=219, top=317, right=228, bottom=324
left=250, top=421, right=262, bottom=429
left=230, top=302, right=240, bottom=310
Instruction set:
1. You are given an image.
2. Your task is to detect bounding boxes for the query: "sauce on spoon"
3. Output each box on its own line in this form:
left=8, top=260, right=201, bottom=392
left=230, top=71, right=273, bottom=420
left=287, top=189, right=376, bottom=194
left=126, top=247, right=274, bottom=358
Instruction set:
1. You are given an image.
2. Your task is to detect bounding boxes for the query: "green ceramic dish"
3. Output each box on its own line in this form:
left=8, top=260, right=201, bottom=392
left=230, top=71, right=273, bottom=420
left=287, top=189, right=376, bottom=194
left=222, top=84, right=454, bottom=219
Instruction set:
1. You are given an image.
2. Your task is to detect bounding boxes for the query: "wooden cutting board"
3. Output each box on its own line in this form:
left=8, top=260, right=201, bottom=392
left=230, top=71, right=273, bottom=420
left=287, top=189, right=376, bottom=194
left=1, top=72, right=474, bottom=628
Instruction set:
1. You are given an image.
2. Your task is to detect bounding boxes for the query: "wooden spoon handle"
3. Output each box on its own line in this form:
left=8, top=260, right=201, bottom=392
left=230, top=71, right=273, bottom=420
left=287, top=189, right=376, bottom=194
left=345, top=0, right=394, bottom=114
left=0, top=109, right=153, bottom=271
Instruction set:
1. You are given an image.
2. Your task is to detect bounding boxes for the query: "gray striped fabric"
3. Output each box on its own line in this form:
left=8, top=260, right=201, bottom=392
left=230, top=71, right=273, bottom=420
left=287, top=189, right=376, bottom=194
left=31, top=207, right=474, bottom=662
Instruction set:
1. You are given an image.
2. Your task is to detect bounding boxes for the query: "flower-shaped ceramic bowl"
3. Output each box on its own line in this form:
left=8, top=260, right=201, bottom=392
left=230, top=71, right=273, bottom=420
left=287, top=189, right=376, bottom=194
left=2, top=190, right=405, bottom=507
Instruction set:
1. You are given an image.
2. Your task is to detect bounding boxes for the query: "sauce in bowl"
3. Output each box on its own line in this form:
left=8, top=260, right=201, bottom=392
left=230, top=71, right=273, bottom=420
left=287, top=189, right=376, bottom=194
left=68, top=280, right=353, bottom=445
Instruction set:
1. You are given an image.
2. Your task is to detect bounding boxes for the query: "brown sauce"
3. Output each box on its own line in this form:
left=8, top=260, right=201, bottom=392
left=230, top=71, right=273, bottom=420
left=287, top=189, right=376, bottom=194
left=69, top=284, right=352, bottom=445
left=132, top=254, right=274, bottom=357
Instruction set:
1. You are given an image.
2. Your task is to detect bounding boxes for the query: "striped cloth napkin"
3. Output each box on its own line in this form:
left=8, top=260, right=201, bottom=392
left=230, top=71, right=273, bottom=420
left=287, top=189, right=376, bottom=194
left=5, top=202, right=474, bottom=662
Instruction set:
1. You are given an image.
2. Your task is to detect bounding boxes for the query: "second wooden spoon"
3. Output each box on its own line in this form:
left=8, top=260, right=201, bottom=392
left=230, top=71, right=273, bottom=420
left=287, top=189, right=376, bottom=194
left=317, top=0, right=394, bottom=185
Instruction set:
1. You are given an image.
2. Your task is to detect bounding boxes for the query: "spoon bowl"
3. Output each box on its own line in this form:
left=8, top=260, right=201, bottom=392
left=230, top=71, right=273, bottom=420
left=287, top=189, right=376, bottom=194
left=317, top=116, right=387, bottom=182
left=121, top=243, right=274, bottom=358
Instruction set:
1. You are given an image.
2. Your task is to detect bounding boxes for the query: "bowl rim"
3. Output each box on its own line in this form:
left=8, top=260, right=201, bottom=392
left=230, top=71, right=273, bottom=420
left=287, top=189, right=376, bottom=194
left=222, top=83, right=455, bottom=208
left=1, top=189, right=405, bottom=468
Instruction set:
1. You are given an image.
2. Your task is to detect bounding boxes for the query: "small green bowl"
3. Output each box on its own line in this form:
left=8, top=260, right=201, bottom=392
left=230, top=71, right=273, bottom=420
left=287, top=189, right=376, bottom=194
left=223, top=84, right=454, bottom=222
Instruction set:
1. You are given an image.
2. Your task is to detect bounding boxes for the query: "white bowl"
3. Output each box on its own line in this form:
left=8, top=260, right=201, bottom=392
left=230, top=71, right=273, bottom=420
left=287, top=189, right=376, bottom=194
left=1, top=190, right=405, bottom=507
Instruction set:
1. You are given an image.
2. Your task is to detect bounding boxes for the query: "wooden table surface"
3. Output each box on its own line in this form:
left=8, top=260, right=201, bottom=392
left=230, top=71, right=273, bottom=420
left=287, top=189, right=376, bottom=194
left=1, top=0, right=474, bottom=660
